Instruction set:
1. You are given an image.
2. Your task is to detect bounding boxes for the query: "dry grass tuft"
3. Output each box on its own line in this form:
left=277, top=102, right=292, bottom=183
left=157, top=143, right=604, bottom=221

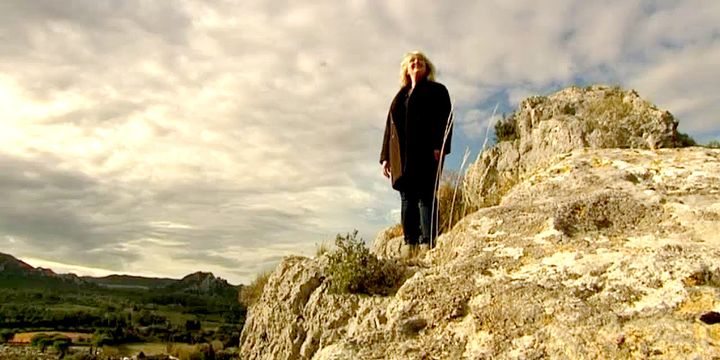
left=315, top=240, right=331, bottom=257
left=386, top=223, right=403, bottom=238
left=239, top=270, right=272, bottom=307
left=437, top=171, right=477, bottom=235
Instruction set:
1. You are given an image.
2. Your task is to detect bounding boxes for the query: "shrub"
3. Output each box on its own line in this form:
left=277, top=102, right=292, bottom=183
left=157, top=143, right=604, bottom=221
left=587, top=88, right=633, bottom=121
left=53, top=337, right=71, bottom=357
left=676, top=132, right=697, bottom=147
left=494, top=115, right=518, bottom=142
left=706, top=140, right=720, bottom=149
left=0, top=329, right=14, bottom=343
left=31, top=333, right=54, bottom=352
left=326, top=231, right=404, bottom=295
left=239, top=270, right=272, bottom=307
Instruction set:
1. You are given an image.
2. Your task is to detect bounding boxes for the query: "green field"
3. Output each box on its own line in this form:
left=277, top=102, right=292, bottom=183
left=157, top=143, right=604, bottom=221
left=104, top=342, right=169, bottom=356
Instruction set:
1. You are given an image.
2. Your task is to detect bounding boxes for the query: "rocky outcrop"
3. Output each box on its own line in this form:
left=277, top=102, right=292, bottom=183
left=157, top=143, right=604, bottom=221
left=464, top=86, right=678, bottom=208
left=239, top=256, right=393, bottom=359
left=240, top=87, right=720, bottom=359
left=370, top=227, right=407, bottom=260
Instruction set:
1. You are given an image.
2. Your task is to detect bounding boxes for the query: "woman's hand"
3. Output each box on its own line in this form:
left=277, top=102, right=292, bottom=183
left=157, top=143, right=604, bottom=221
left=382, top=160, right=391, bottom=178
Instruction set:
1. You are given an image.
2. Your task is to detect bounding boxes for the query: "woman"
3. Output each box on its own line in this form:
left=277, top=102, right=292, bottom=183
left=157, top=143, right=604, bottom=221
left=380, top=51, right=452, bottom=257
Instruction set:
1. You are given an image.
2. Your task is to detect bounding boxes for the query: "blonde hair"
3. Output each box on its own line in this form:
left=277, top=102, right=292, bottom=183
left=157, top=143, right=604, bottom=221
left=399, top=51, right=436, bottom=88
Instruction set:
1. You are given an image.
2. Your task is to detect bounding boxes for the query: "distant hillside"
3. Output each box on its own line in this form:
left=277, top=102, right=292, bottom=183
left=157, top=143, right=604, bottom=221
left=0, top=253, right=244, bottom=353
left=0, top=252, right=238, bottom=296
left=165, top=271, right=238, bottom=297
left=82, top=274, right=178, bottom=289
left=0, top=252, right=89, bottom=289
left=0, top=252, right=37, bottom=274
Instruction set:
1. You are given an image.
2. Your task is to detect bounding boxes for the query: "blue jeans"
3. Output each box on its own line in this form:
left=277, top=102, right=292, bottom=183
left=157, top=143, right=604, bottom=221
left=400, top=189, right=438, bottom=246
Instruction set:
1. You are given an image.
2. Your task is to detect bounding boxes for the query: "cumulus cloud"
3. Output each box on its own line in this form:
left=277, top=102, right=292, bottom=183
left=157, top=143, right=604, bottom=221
left=629, top=45, right=720, bottom=139
left=1, top=0, right=718, bottom=283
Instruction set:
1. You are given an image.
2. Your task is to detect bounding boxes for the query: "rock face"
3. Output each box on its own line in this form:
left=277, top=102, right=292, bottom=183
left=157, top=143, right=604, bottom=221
left=240, top=87, right=720, bottom=359
left=370, top=226, right=408, bottom=260
left=464, top=86, right=678, bottom=208
left=240, top=256, right=392, bottom=359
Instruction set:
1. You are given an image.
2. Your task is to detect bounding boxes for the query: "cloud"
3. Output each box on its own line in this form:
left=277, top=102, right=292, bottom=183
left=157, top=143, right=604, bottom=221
left=629, top=45, right=720, bottom=139
left=1, top=0, right=719, bottom=283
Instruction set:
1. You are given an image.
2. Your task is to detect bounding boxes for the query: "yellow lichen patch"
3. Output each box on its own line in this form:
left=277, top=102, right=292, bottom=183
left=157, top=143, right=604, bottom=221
left=590, top=156, right=612, bottom=168
left=710, top=325, right=720, bottom=343
left=693, top=322, right=720, bottom=343
left=648, top=159, right=663, bottom=172
left=675, top=289, right=718, bottom=316
left=548, top=164, right=573, bottom=176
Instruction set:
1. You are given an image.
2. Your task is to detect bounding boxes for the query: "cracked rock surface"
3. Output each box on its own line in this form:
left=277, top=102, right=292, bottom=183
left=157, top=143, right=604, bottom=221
left=240, top=86, right=719, bottom=359
left=242, top=148, right=720, bottom=359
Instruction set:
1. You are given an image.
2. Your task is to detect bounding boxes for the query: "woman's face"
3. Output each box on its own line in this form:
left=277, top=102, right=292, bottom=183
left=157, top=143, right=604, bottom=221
left=408, top=57, right=426, bottom=79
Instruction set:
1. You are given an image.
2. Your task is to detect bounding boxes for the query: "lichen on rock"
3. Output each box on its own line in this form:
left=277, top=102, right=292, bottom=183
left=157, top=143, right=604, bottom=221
left=464, top=86, right=679, bottom=209
left=240, top=86, right=720, bottom=359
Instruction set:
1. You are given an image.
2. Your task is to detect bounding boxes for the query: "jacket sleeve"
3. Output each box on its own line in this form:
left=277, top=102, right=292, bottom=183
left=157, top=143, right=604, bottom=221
left=434, top=83, right=452, bottom=155
left=380, top=110, right=392, bottom=164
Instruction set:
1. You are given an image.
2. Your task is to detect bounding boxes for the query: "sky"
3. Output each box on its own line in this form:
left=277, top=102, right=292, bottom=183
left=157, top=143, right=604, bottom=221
left=1, top=0, right=718, bottom=285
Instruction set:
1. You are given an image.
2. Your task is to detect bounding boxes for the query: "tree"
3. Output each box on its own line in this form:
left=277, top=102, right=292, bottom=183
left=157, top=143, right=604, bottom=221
left=676, top=132, right=697, bottom=147
left=185, top=319, right=202, bottom=331
left=53, top=337, right=71, bottom=358
left=30, top=333, right=54, bottom=353
left=0, top=329, right=15, bottom=343
left=92, top=332, right=113, bottom=349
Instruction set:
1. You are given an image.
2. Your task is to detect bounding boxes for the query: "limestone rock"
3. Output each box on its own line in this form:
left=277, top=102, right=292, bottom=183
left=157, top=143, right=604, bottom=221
left=370, top=225, right=434, bottom=263
left=464, top=86, right=679, bottom=208
left=239, top=86, right=719, bottom=359
left=241, top=147, right=720, bottom=359
left=370, top=226, right=406, bottom=259
left=239, top=256, right=328, bottom=359
left=239, top=255, right=393, bottom=360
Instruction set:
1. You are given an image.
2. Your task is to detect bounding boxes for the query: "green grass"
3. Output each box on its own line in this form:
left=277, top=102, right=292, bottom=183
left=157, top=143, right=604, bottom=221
left=153, top=309, right=196, bottom=326
left=200, top=320, right=224, bottom=330
left=47, top=304, right=98, bottom=312
left=105, top=342, right=168, bottom=356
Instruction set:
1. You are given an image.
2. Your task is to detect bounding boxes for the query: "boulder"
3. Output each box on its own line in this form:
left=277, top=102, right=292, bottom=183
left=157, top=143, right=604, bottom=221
left=464, top=86, right=678, bottom=208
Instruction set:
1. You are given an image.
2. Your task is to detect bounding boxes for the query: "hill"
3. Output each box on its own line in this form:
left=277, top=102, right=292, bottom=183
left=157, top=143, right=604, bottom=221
left=165, top=271, right=238, bottom=297
left=239, top=86, right=720, bottom=359
left=82, top=274, right=177, bottom=289
left=0, top=253, right=89, bottom=289
left=0, top=252, right=237, bottom=292
left=0, top=253, right=34, bottom=274
left=0, top=253, right=244, bottom=351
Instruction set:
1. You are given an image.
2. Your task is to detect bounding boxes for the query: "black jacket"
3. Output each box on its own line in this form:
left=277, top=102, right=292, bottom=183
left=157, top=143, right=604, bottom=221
left=380, top=80, right=452, bottom=192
